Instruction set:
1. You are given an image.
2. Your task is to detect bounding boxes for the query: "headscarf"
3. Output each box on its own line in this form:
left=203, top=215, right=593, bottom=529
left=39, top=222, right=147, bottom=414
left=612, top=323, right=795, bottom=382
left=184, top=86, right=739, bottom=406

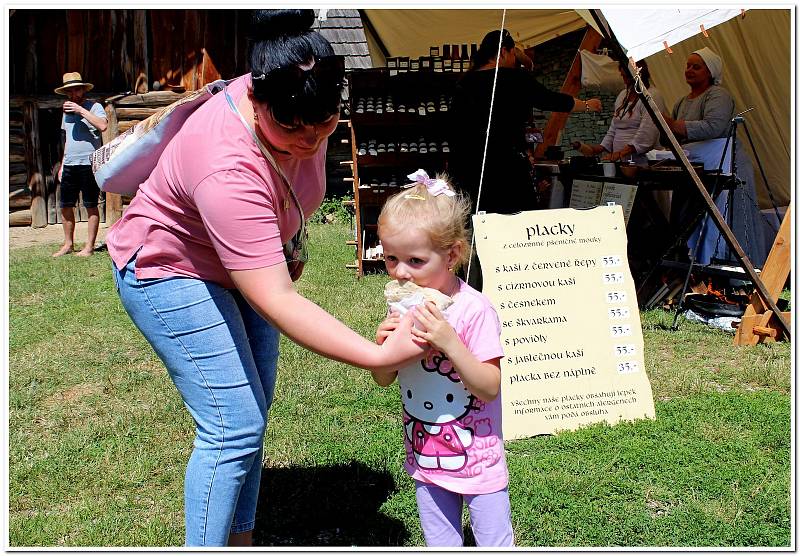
left=692, top=47, right=723, bottom=85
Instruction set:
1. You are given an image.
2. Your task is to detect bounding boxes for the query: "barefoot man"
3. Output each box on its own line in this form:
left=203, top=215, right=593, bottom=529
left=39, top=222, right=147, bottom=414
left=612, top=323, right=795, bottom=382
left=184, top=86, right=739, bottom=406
left=53, top=72, right=108, bottom=257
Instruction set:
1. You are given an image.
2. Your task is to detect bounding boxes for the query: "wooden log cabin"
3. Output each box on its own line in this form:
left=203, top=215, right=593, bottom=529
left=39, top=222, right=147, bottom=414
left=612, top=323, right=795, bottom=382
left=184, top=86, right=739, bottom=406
left=9, top=9, right=372, bottom=227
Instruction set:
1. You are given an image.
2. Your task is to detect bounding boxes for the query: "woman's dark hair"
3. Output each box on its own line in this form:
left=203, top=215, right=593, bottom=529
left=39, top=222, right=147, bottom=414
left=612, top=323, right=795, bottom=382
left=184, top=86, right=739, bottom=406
left=615, top=59, right=651, bottom=118
left=469, top=29, right=515, bottom=71
left=248, top=9, right=342, bottom=125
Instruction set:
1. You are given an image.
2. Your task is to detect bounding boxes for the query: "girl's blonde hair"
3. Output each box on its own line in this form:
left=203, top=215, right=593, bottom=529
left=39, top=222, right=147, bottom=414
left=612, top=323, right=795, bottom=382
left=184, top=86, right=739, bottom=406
left=377, top=173, right=472, bottom=271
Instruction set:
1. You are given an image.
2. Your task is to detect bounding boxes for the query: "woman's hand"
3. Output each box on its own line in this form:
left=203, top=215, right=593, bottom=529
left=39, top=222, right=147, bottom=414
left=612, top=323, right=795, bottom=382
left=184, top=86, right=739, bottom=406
left=571, top=141, right=601, bottom=157
left=662, top=113, right=687, bottom=139
left=605, top=146, right=634, bottom=162
left=376, top=311, right=401, bottom=345
left=379, top=311, right=429, bottom=368
left=229, top=264, right=425, bottom=373
left=410, top=301, right=460, bottom=355
left=572, top=98, right=602, bottom=114
left=586, top=98, right=602, bottom=112
left=513, top=46, right=533, bottom=70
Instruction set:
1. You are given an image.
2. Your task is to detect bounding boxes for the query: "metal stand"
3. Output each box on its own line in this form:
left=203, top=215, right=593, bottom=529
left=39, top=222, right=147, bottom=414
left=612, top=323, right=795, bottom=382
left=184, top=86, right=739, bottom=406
left=669, top=108, right=784, bottom=330
left=669, top=114, right=741, bottom=330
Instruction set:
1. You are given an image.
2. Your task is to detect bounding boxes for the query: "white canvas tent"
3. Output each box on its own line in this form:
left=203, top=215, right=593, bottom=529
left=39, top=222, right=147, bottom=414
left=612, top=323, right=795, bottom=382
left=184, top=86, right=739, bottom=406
left=360, top=8, right=792, bottom=209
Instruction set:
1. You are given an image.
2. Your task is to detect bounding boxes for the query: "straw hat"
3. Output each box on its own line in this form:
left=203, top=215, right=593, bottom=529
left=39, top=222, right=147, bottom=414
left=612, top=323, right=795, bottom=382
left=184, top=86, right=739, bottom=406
left=54, top=72, right=94, bottom=95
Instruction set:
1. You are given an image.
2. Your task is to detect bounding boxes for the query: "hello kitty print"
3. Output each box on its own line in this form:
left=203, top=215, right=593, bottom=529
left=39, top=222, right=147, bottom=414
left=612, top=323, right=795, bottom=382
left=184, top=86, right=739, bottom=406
left=397, top=278, right=508, bottom=495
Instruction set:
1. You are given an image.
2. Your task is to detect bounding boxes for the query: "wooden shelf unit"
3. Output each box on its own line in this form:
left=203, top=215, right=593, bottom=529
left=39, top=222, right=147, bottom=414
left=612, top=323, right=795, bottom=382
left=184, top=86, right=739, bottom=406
left=347, top=68, right=460, bottom=276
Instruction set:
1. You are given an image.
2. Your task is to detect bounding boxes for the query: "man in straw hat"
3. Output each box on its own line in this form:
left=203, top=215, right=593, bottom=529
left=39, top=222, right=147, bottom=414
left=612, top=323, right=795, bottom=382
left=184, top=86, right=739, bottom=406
left=53, top=71, right=108, bottom=257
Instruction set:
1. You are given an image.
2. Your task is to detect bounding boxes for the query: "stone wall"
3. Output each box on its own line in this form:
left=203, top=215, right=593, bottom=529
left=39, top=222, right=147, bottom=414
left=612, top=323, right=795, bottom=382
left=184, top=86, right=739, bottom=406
left=531, top=29, right=618, bottom=157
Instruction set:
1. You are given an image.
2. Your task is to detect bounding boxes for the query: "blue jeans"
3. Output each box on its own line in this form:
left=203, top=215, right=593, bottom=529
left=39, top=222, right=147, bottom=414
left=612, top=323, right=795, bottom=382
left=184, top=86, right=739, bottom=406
left=113, top=256, right=279, bottom=546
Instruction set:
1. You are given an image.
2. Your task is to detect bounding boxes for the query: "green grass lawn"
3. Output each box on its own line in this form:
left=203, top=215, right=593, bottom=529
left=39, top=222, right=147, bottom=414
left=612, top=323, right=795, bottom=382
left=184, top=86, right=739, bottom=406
left=8, top=222, right=791, bottom=547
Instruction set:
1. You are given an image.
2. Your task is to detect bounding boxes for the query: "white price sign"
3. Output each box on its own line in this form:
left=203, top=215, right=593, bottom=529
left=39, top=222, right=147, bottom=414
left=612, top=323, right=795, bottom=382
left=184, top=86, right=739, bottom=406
left=473, top=206, right=655, bottom=440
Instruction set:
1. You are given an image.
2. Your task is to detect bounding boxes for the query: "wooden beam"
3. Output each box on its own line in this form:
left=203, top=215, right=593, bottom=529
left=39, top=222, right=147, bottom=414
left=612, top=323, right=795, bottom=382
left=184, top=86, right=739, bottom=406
left=182, top=10, right=203, bottom=91
left=22, top=101, right=48, bottom=228
left=47, top=175, right=57, bottom=224
left=87, top=10, right=112, bottom=92
left=109, top=10, right=127, bottom=93
left=10, top=209, right=32, bottom=227
left=114, top=91, right=185, bottom=106
left=10, top=174, right=28, bottom=186
left=9, top=192, right=32, bottom=210
left=132, top=10, right=149, bottom=93
left=101, top=103, right=125, bottom=226
left=734, top=204, right=792, bottom=345
left=118, top=120, right=140, bottom=133
left=24, top=12, right=38, bottom=94
left=38, top=11, right=66, bottom=91
left=116, top=107, right=159, bottom=120
left=199, top=48, right=222, bottom=88
left=534, top=25, right=602, bottom=158
left=66, top=11, right=86, bottom=74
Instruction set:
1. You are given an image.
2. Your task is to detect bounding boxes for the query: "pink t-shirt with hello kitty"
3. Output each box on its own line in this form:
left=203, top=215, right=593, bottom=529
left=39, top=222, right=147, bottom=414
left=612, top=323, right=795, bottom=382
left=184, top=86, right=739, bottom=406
left=107, top=74, right=327, bottom=289
left=397, top=277, right=507, bottom=495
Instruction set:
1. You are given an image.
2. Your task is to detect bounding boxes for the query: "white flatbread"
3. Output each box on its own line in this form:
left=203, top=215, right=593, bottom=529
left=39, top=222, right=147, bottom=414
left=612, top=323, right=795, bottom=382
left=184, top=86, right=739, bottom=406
left=384, top=280, right=454, bottom=314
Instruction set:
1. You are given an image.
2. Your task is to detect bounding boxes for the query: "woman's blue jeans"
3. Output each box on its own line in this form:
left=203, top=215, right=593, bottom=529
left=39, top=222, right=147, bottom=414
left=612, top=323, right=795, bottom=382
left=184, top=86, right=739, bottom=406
left=113, top=256, right=279, bottom=546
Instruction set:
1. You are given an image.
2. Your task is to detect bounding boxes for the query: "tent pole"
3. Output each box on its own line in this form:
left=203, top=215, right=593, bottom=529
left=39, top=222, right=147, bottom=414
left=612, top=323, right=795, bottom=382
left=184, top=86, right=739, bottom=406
left=587, top=9, right=790, bottom=340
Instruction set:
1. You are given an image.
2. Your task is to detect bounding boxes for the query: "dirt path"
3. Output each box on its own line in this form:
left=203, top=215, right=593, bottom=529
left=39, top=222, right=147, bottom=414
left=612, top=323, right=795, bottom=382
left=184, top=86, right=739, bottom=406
left=8, top=222, right=110, bottom=250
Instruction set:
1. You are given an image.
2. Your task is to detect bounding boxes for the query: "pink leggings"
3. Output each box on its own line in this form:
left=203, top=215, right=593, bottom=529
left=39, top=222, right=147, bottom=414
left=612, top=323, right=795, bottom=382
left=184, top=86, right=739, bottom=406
left=414, top=481, right=514, bottom=547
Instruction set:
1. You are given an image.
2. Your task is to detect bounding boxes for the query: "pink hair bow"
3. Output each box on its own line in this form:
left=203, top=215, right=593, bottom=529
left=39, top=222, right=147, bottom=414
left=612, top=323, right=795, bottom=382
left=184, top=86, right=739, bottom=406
left=406, top=169, right=455, bottom=197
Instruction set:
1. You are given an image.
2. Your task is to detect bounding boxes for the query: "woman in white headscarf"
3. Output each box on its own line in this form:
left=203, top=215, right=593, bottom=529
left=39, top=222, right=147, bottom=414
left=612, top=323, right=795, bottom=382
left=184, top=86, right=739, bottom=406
left=664, top=47, right=767, bottom=268
left=663, top=47, right=732, bottom=142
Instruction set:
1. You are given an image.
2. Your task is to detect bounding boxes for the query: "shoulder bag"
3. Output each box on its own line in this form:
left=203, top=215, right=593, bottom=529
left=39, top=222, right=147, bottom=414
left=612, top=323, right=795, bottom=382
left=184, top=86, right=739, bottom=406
left=90, top=79, right=230, bottom=195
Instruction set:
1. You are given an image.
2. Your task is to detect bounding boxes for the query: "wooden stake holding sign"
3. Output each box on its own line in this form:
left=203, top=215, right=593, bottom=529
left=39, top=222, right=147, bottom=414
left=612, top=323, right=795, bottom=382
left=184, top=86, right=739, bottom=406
left=473, top=206, right=655, bottom=440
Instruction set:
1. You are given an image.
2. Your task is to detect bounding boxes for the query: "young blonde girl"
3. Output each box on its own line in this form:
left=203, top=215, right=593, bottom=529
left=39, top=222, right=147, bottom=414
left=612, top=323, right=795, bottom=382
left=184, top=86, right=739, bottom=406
left=371, top=169, right=513, bottom=547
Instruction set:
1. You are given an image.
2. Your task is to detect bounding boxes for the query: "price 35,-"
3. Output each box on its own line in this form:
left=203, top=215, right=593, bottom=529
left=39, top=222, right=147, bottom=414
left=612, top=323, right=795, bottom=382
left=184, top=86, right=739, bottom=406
left=617, top=361, right=639, bottom=374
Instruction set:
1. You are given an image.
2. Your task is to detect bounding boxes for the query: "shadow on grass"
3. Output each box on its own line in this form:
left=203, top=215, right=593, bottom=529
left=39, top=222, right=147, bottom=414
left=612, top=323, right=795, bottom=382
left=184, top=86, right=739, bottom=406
left=254, top=461, right=409, bottom=547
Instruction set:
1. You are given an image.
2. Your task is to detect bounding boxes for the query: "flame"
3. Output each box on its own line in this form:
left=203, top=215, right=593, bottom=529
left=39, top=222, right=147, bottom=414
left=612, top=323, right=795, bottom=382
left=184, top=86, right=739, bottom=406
left=706, top=279, right=737, bottom=305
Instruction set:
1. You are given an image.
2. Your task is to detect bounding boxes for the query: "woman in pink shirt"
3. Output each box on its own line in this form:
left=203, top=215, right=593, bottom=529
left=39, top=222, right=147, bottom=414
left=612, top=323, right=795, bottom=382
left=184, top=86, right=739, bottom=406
left=107, top=10, right=422, bottom=547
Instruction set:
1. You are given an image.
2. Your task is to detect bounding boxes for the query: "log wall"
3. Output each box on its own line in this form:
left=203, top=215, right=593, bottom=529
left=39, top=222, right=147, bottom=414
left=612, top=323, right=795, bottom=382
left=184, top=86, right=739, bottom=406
left=9, top=9, right=363, bottom=226
left=10, top=10, right=250, bottom=97
left=9, top=107, right=29, bottom=226
left=8, top=9, right=249, bottom=226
